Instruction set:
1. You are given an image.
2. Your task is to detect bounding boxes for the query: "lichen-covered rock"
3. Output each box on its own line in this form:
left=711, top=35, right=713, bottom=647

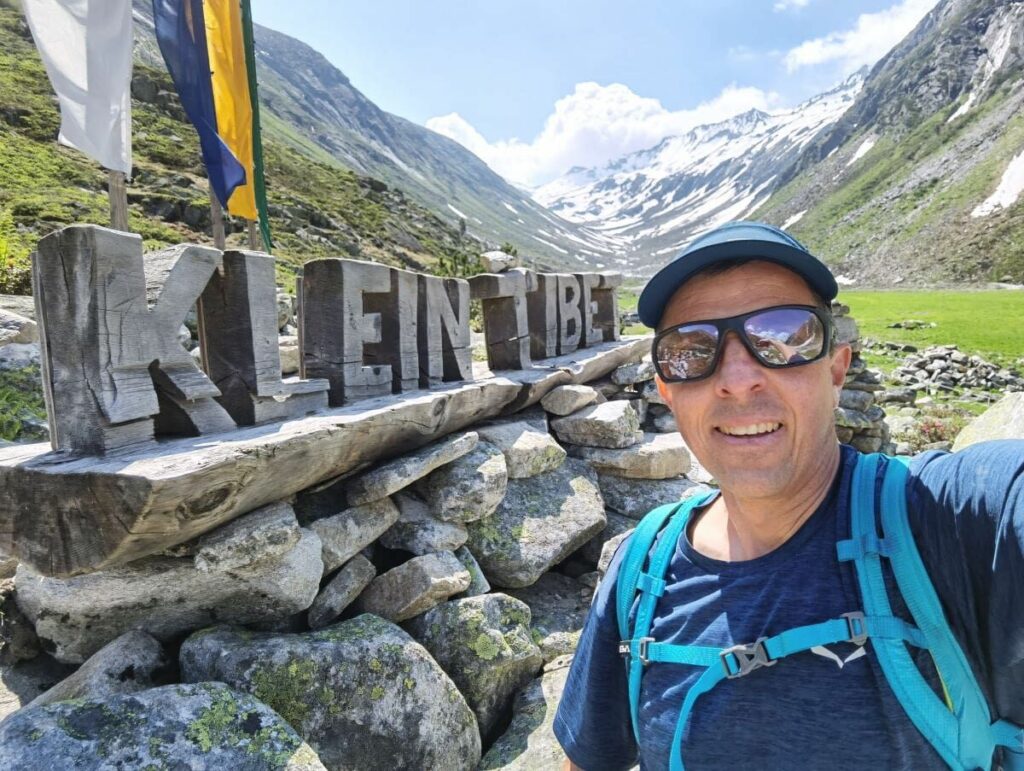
left=477, top=419, right=567, bottom=478
left=953, top=393, right=1024, bottom=450
left=454, top=545, right=491, bottom=598
left=15, top=530, right=323, bottom=663
left=379, top=493, right=468, bottom=554
left=307, top=555, right=377, bottom=630
left=550, top=400, right=643, bottom=449
left=568, top=432, right=691, bottom=479
left=28, top=630, right=167, bottom=709
left=180, top=616, right=481, bottom=770
left=308, top=498, right=399, bottom=574
left=580, top=510, right=636, bottom=565
left=479, top=654, right=574, bottom=770
left=598, top=530, right=633, bottom=577
left=357, top=551, right=471, bottom=622
left=0, top=682, right=326, bottom=770
left=506, top=573, right=591, bottom=662
left=345, top=431, right=479, bottom=505
left=415, top=442, right=508, bottom=523
left=406, top=594, right=542, bottom=739
left=466, top=458, right=606, bottom=588
left=539, top=384, right=599, bottom=416
left=598, top=474, right=712, bottom=520
left=194, top=501, right=301, bottom=573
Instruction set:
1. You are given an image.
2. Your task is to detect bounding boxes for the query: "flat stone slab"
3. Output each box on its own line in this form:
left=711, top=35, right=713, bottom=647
left=477, top=419, right=566, bottom=478
left=611, top=359, right=655, bottom=385
left=568, top=432, right=691, bottom=479
left=539, top=384, right=599, bottom=416
left=0, top=682, right=326, bottom=770
left=307, top=554, right=377, bottom=630
left=598, top=474, right=712, bottom=520
left=379, top=493, right=468, bottom=554
left=466, top=458, right=606, bottom=588
left=309, top=498, right=400, bottom=574
left=415, top=442, right=508, bottom=523
left=357, top=551, right=471, bottom=622
left=550, top=400, right=643, bottom=449
left=194, top=501, right=301, bottom=573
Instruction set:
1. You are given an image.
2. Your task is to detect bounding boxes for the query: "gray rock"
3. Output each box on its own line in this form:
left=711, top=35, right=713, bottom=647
left=885, top=415, right=919, bottom=438
left=480, top=250, right=521, bottom=273
left=641, top=379, right=666, bottom=406
left=406, top=593, right=542, bottom=738
left=180, top=616, right=480, bottom=770
left=649, top=406, right=679, bottom=433
left=568, top=432, right=691, bottom=479
left=309, top=497, right=400, bottom=574
left=850, top=434, right=884, bottom=453
left=580, top=510, right=637, bottom=565
left=834, top=406, right=875, bottom=430
left=611, top=359, right=655, bottom=385
left=307, top=554, right=377, bottom=630
left=834, top=316, right=859, bottom=346
left=540, top=384, right=599, bottom=416
left=466, top=458, right=606, bottom=588
left=0, top=295, right=36, bottom=320
left=346, top=431, right=479, bottom=505
left=27, top=630, right=166, bottom=709
left=380, top=493, right=468, bottom=554
left=550, top=400, right=643, bottom=449
left=479, top=655, right=574, bottom=770
left=507, top=573, right=591, bottom=662
left=0, top=682, right=326, bottom=770
left=194, top=501, right=301, bottom=573
left=953, top=394, right=1024, bottom=450
left=477, top=419, right=566, bottom=478
left=415, top=441, right=508, bottom=523
left=0, top=342, right=39, bottom=371
left=454, top=545, right=491, bottom=598
left=877, top=387, right=918, bottom=405
left=0, top=309, right=37, bottom=346
left=0, top=654, right=76, bottom=722
left=839, top=389, right=874, bottom=412
left=598, top=474, right=712, bottom=519
left=280, top=335, right=300, bottom=375
left=598, top=531, right=633, bottom=577
left=176, top=322, right=191, bottom=348
left=357, top=551, right=471, bottom=622
left=15, top=530, right=323, bottom=663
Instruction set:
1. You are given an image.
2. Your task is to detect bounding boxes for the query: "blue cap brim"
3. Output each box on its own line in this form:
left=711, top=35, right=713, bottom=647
left=637, top=239, right=838, bottom=328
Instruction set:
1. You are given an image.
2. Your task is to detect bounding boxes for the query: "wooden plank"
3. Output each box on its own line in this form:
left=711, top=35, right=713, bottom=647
left=594, top=272, right=624, bottom=342
left=107, top=171, right=129, bottom=232
left=417, top=274, right=472, bottom=387
left=556, top=274, right=582, bottom=354
left=574, top=273, right=602, bottom=347
left=469, top=270, right=532, bottom=371
left=525, top=272, right=559, bottom=359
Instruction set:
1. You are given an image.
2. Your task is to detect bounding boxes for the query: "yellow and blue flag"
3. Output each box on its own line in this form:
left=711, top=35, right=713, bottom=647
left=153, top=0, right=272, bottom=250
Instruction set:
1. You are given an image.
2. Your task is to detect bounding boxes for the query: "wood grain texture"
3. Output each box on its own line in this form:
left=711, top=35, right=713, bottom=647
left=469, top=271, right=532, bottom=371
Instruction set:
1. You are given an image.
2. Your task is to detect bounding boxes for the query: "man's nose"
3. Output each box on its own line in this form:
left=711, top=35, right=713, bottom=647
left=714, top=332, right=765, bottom=397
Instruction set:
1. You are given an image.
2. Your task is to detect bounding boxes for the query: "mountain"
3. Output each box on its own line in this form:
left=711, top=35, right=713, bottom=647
left=534, top=72, right=865, bottom=276
left=754, top=0, right=1024, bottom=284
left=129, top=2, right=615, bottom=271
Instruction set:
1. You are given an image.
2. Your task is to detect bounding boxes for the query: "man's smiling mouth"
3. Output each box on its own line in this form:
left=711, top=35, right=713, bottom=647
left=716, top=422, right=782, bottom=437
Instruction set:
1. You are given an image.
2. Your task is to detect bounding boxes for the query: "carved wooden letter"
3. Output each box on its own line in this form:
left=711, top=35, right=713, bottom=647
left=593, top=271, right=623, bottom=342
left=557, top=274, right=583, bottom=354
left=198, top=250, right=329, bottom=425
left=365, top=266, right=420, bottom=394
left=32, top=224, right=235, bottom=454
left=526, top=271, right=559, bottom=359
left=574, top=273, right=602, bottom=348
left=417, top=274, right=472, bottom=387
left=301, top=258, right=396, bottom=406
left=468, top=268, right=536, bottom=371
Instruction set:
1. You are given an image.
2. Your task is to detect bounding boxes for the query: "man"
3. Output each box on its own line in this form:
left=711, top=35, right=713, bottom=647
left=554, top=221, right=1024, bottom=770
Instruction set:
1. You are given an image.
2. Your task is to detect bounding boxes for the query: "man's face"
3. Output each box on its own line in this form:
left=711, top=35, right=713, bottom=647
left=655, top=261, right=851, bottom=502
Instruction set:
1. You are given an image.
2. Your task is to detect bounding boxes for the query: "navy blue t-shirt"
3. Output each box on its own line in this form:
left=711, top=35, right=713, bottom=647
left=554, top=441, right=1024, bottom=770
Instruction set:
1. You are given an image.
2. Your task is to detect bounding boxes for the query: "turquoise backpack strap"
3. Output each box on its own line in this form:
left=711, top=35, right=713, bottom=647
left=839, top=453, right=1024, bottom=769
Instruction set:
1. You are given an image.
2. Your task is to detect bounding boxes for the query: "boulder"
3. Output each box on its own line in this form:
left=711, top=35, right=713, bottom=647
left=415, top=442, right=508, bottom=522
left=308, top=497, right=400, bottom=574
left=550, top=400, right=643, bottom=449
left=838, top=389, right=874, bottom=413
left=465, top=458, right=606, bottom=588
left=0, top=342, right=39, bottom=371
left=180, top=616, right=480, bottom=770
left=194, top=501, right=301, bottom=573
left=345, top=431, right=479, bottom=505
left=0, top=309, right=37, bottom=346
left=379, top=493, right=468, bottom=554
left=610, top=359, right=655, bottom=385
left=454, top=545, right=491, bottom=598
left=357, top=551, right=471, bottom=622
left=0, top=682, right=326, bottom=770
left=598, top=474, right=712, bottom=519
left=0, top=655, right=76, bottom=722
left=885, top=415, right=919, bottom=439
left=953, top=394, right=1024, bottom=451
left=15, top=529, right=323, bottom=663
left=480, top=250, right=521, bottom=273
left=598, top=531, right=633, bottom=576
left=506, top=573, right=591, bottom=662
left=406, top=593, right=542, bottom=738
left=477, top=419, right=566, bottom=478
left=580, top=510, right=636, bottom=565
left=648, top=406, right=679, bottom=433
left=539, top=384, right=599, bottom=416
left=280, top=335, right=300, bottom=375
left=307, top=554, right=377, bottom=630
left=479, top=655, right=574, bottom=770
left=0, top=295, right=36, bottom=320
left=27, top=631, right=167, bottom=709
left=567, top=431, right=691, bottom=479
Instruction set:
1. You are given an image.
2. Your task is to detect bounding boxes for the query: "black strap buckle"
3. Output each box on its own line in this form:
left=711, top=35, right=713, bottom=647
left=842, top=611, right=868, bottom=646
left=720, top=637, right=775, bottom=679
left=619, top=637, right=655, bottom=665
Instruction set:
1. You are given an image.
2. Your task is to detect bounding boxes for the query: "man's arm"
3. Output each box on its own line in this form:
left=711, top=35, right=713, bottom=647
left=563, top=758, right=583, bottom=771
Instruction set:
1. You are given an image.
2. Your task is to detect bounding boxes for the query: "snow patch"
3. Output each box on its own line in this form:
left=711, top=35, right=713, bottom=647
left=782, top=209, right=807, bottom=229
left=972, top=151, right=1024, bottom=217
left=502, top=202, right=518, bottom=214
left=846, top=138, right=876, bottom=167
left=835, top=274, right=857, bottom=286
left=447, top=203, right=468, bottom=219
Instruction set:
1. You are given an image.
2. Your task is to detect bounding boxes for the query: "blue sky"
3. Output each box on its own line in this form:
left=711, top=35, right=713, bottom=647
left=250, top=0, right=940, bottom=187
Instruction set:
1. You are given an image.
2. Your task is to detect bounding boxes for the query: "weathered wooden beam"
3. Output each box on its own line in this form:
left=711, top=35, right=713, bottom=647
left=417, top=274, right=472, bottom=386
left=574, top=273, right=603, bottom=348
left=556, top=274, right=583, bottom=355
left=593, top=272, right=623, bottom=342
left=526, top=272, right=559, bottom=359
left=469, top=269, right=533, bottom=371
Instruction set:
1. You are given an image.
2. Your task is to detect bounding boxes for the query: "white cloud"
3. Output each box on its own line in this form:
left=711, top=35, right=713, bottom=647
left=773, top=0, right=811, bottom=12
left=427, top=82, right=779, bottom=187
left=784, top=0, right=940, bottom=73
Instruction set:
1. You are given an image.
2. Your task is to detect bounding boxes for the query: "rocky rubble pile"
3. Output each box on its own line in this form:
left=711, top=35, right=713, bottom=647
left=831, top=302, right=892, bottom=454
left=887, top=344, right=1024, bottom=398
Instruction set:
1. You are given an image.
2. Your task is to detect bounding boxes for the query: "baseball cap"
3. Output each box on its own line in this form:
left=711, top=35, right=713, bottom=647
left=637, top=221, right=838, bottom=328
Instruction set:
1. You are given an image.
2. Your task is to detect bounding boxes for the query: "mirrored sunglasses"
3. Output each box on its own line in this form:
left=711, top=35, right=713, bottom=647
left=652, top=305, right=831, bottom=383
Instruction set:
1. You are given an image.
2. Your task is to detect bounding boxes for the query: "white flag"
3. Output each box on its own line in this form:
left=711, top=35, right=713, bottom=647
left=22, top=0, right=133, bottom=175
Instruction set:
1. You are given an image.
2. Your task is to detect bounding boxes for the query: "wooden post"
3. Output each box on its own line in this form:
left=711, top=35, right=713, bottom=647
left=247, top=219, right=258, bottom=250
left=108, top=171, right=129, bottom=232
left=209, top=186, right=226, bottom=250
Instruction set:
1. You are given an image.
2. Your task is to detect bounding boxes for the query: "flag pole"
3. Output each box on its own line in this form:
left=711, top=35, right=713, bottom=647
left=208, top=186, right=226, bottom=250
left=108, top=170, right=129, bottom=231
left=241, top=0, right=273, bottom=253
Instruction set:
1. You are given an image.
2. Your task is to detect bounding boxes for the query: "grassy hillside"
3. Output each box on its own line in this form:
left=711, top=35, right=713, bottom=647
left=0, top=1, right=482, bottom=295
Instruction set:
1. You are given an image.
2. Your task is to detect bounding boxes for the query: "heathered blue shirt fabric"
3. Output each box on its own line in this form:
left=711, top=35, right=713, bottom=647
left=553, top=441, right=1024, bottom=770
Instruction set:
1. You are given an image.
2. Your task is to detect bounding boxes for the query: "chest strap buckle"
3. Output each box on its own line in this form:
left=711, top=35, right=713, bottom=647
left=619, top=637, right=655, bottom=665
left=720, top=637, right=775, bottom=679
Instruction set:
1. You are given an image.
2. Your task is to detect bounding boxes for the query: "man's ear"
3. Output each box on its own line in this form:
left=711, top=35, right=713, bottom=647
left=655, top=374, right=670, bottom=404
left=830, top=343, right=853, bottom=390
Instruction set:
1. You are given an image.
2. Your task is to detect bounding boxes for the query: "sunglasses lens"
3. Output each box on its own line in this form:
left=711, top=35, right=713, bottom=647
left=655, top=323, right=720, bottom=381
left=743, top=308, right=825, bottom=366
